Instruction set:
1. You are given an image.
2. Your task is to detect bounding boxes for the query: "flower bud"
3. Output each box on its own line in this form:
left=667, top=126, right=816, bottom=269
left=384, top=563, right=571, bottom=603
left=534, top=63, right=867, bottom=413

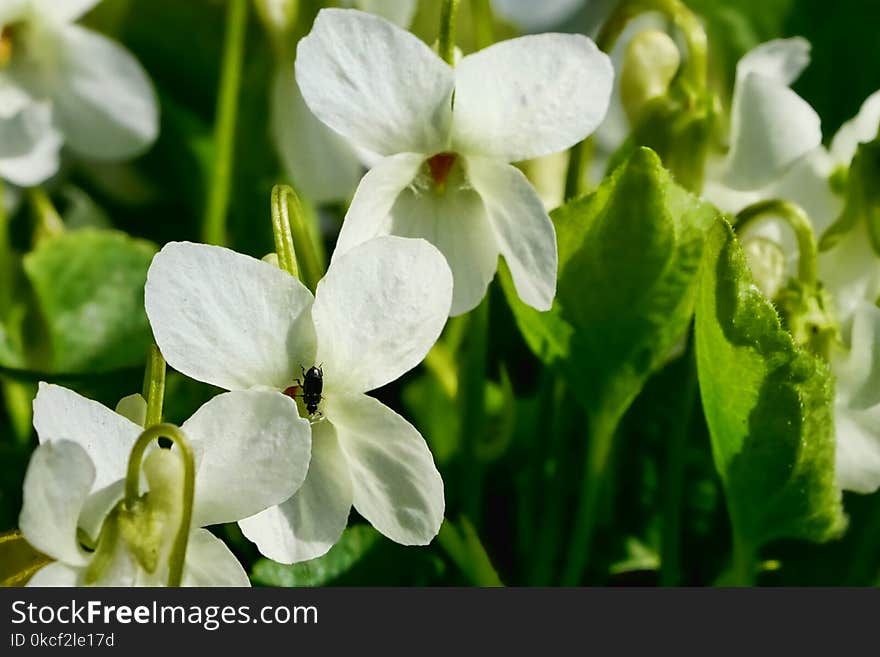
left=620, top=29, right=681, bottom=125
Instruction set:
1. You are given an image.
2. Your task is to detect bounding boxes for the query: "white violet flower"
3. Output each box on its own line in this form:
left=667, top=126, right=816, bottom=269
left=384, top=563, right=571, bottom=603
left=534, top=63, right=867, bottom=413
left=295, top=8, right=614, bottom=315
left=20, top=383, right=310, bottom=586
left=145, top=236, right=452, bottom=563
left=0, top=0, right=158, bottom=186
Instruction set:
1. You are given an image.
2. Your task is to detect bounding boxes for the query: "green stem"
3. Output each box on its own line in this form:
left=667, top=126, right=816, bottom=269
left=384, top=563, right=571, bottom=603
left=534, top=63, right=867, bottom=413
left=529, top=377, right=574, bottom=585
left=735, top=200, right=819, bottom=288
left=561, top=407, right=622, bottom=585
left=470, top=0, right=494, bottom=50
left=270, top=184, right=322, bottom=291
left=202, top=0, right=248, bottom=246
left=0, top=178, right=12, bottom=317
left=597, top=0, right=707, bottom=98
left=730, top=533, right=757, bottom=586
left=437, top=516, right=503, bottom=586
left=659, top=346, right=698, bottom=586
left=438, top=0, right=461, bottom=66
left=124, top=423, right=195, bottom=587
left=459, top=296, right=489, bottom=527
left=424, top=341, right=458, bottom=398
left=142, top=344, right=166, bottom=428
left=27, top=187, right=63, bottom=246
left=564, top=138, right=592, bottom=200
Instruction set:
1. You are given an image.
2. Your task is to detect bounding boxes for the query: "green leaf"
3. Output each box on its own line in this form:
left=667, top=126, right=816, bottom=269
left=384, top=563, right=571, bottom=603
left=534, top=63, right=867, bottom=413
left=250, top=524, right=381, bottom=587
left=501, top=147, right=715, bottom=428
left=503, top=148, right=716, bottom=584
left=694, top=219, right=846, bottom=551
left=22, top=229, right=157, bottom=374
left=0, top=530, right=51, bottom=586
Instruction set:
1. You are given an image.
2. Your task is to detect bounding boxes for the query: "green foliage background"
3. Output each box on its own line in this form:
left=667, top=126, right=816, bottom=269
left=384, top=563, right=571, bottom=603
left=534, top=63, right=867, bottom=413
left=2, top=0, right=880, bottom=586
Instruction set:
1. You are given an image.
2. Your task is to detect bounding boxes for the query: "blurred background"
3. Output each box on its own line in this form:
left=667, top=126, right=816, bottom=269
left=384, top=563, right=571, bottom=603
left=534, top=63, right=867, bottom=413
left=2, top=0, right=880, bottom=586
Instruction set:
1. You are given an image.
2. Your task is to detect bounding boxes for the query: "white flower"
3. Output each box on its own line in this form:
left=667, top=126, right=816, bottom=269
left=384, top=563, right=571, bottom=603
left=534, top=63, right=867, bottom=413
left=294, top=8, right=613, bottom=315
left=831, top=302, right=880, bottom=493
left=269, top=1, right=416, bottom=204
left=145, top=236, right=452, bottom=563
left=0, top=78, right=61, bottom=186
left=707, top=87, right=880, bottom=494
left=717, top=38, right=821, bottom=191
left=20, top=383, right=310, bottom=586
left=0, top=0, right=158, bottom=185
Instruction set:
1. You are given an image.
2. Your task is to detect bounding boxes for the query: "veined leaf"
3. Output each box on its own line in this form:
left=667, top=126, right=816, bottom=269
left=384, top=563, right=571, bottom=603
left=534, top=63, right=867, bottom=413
left=694, top=219, right=845, bottom=550
left=23, top=229, right=157, bottom=374
left=501, top=147, right=715, bottom=428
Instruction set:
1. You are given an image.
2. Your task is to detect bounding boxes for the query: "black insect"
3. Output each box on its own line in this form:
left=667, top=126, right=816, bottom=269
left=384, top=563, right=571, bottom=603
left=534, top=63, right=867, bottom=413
left=299, top=365, right=323, bottom=416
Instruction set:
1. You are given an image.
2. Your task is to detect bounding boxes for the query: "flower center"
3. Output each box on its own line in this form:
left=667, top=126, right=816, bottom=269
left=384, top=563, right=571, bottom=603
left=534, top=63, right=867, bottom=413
left=426, top=152, right=458, bottom=190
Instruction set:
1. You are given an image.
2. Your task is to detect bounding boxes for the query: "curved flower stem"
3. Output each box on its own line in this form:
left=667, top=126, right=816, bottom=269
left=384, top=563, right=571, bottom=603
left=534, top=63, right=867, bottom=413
left=734, top=199, right=819, bottom=288
left=124, top=424, right=195, bottom=587
left=561, top=406, right=622, bottom=585
left=470, top=0, right=494, bottom=50
left=459, top=296, right=489, bottom=526
left=142, top=344, right=166, bottom=428
left=202, top=0, right=248, bottom=246
left=270, top=184, right=323, bottom=292
left=438, top=0, right=461, bottom=66
left=597, top=0, right=708, bottom=99
left=27, top=187, right=63, bottom=246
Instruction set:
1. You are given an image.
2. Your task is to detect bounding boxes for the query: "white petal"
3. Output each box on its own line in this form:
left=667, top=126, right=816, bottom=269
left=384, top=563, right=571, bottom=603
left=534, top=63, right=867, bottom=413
left=832, top=302, right=880, bottom=493
left=452, top=33, right=613, bottom=162
left=295, top=8, right=454, bottom=155
left=387, top=176, right=499, bottom=315
left=0, top=94, right=62, bottom=187
left=831, top=89, right=880, bottom=166
left=491, top=0, right=586, bottom=32
left=327, top=393, right=444, bottom=546
left=736, top=37, right=811, bottom=85
left=181, top=529, right=250, bottom=587
left=145, top=241, right=317, bottom=391
left=313, top=236, right=452, bottom=394
left=334, top=152, right=425, bottom=254
left=115, top=393, right=147, bottom=427
left=820, top=225, right=880, bottom=323
left=467, top=157, right=557, bottom=311
left=19, top=441, right=94, bottom=566
left=182, top=390, right=312, bottom=527
left=32, top=0, right=101, bottom=22
left=271, top=63, right=364, bottom=204
left=834, top=302, right=880, bottom=408
left=834, top=405, right=880, bottom=494
left=27, top=562, right=83, bottom=587
left=722, top=39, right=821, bottom=190
left=239, top=420, right=352, bottom=563
left=50, top=24, right=158, bottom=160
left=32, top=383, right=141, bottom=494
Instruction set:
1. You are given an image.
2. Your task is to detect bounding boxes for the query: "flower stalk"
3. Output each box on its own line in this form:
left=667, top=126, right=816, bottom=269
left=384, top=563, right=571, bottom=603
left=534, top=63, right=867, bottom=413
left=597, top=0, right=707, bottom=100
left=28, top=187, right=64, bottom=246
left=123, top=423, right=196, bottom=587
left=142, top=344, right=166, bottom=428
left=203, top=0, right=249, bottom=246
left=438, top=0, right=461, bottom=66
left=735, top=200, right=819, bottom=288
